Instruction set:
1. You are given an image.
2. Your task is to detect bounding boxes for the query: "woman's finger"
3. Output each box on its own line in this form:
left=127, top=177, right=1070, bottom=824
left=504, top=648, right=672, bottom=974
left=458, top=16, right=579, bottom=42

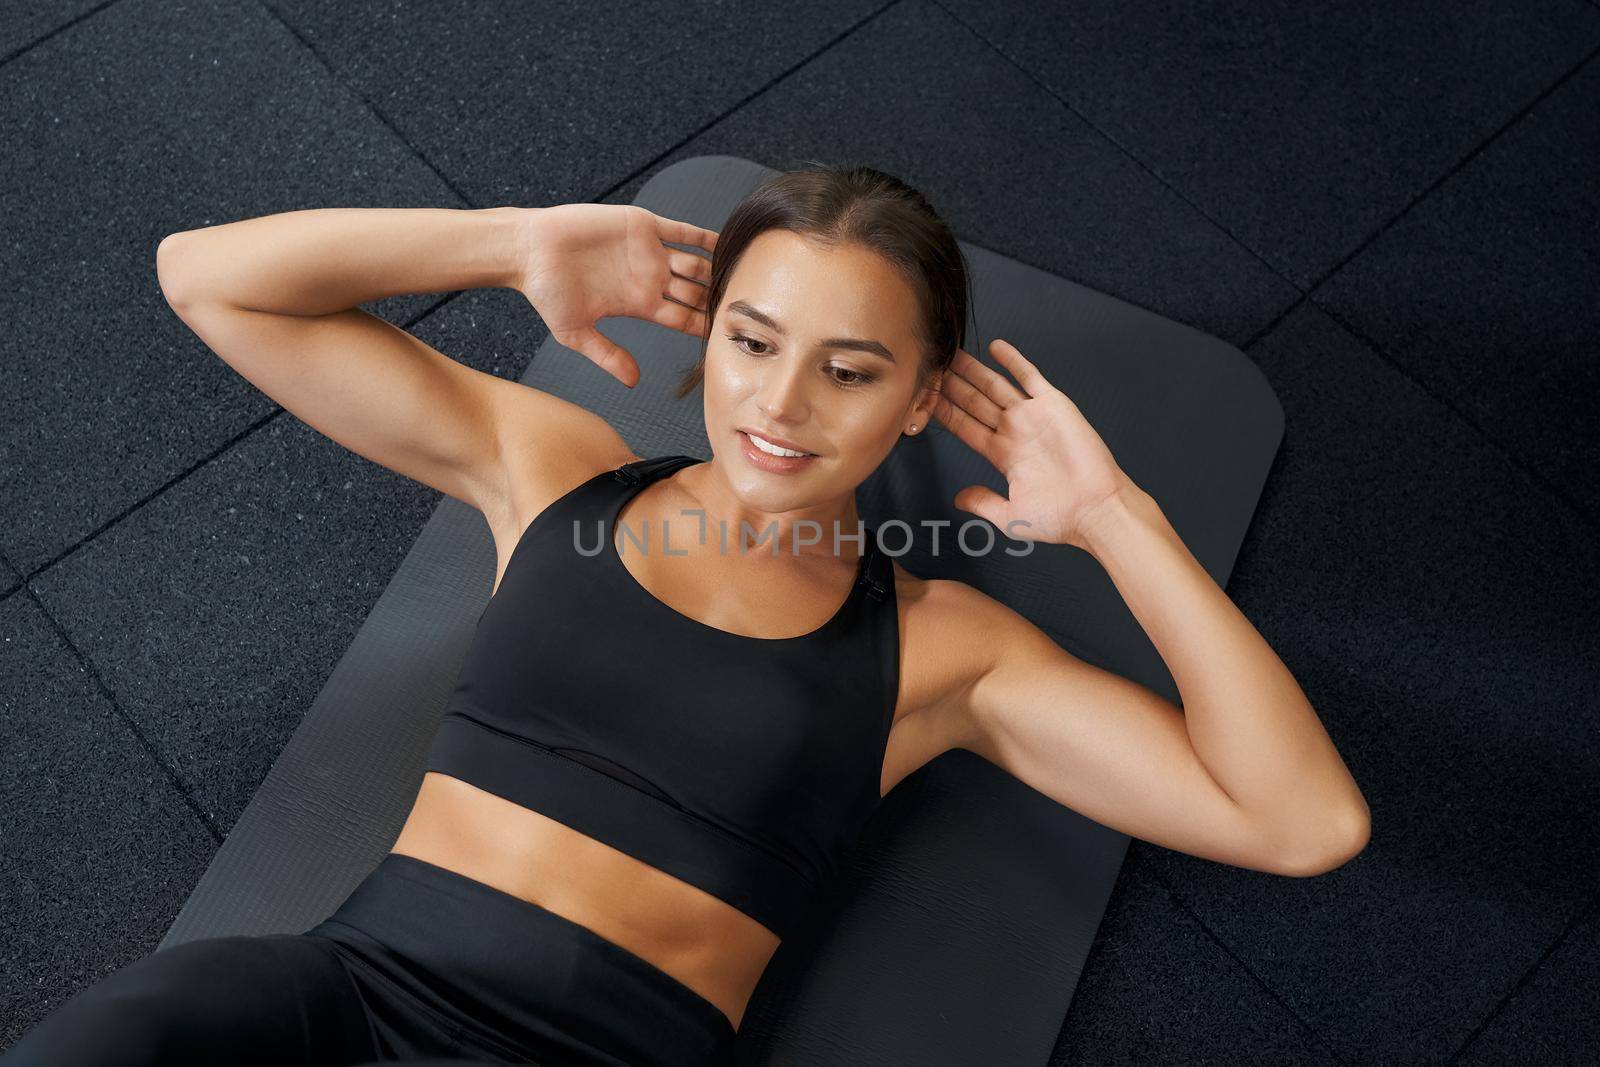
left=668, top=247, right=713, bottom=287
left=987, top=338, right=1052, bottom=399
left=954, top=347, right=1029, bottom=408
left=933, top=390, right=997, bottom=462
left=565, top=324, right=642, bottom=388
left=649, top=291, right=710, bottom=338
left=655, top=213, right=719, bottom=255
left=663, top=272, right=709, bottom=313
left=940, top=364, right=1003, bottom=430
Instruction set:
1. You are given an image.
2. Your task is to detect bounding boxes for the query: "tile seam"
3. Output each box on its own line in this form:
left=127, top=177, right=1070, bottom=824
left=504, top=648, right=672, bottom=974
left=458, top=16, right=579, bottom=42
left=15, top=580, right=225, bottom=846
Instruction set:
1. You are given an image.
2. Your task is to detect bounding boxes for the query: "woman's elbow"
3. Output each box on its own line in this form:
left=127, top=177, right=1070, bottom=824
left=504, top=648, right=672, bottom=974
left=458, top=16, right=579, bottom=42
left=1280, top=805, right=1371, bottom=877
left=156, top=232, right=197, bottom=310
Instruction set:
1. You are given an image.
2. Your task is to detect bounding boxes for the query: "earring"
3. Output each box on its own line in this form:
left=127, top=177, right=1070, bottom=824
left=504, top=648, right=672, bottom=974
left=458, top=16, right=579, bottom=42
left=907, top=424, right=919, bottom=434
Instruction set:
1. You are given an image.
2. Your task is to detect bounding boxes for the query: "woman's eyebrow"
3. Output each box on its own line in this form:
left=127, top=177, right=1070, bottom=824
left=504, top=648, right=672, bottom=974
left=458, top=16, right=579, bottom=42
left=728, top=299, right=896, bottom=363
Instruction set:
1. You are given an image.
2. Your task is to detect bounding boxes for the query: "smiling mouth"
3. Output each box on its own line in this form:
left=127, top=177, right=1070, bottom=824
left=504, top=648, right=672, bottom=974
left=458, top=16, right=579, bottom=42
left=741, top=430, right=817, bottom=458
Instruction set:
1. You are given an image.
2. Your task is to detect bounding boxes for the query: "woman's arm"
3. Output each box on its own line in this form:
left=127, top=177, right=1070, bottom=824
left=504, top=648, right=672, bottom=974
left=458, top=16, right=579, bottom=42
left=939, top=487, right=1368, bottom=877
left=1077, top=486, right=1370, bottom=865
left=927, top=340, right=1370, bottom=876
left=157, top=206, right=532, bottom=316
left=155, top=206, right=590, bottom=521
left=154, top=205, right=717, bottom=524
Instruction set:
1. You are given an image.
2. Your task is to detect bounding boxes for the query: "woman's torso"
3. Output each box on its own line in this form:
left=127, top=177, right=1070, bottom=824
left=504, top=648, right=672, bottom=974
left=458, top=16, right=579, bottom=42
left=389, top=453, right=970, bottom=1031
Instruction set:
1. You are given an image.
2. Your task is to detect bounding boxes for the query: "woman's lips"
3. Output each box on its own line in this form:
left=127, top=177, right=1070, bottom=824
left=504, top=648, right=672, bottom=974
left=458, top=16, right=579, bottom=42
left=738, top=430, right=818, bottom=474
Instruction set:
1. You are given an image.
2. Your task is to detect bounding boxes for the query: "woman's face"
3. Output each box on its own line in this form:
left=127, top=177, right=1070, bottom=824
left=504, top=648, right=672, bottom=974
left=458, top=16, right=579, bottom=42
left=703, top=229, right=941, bottom=514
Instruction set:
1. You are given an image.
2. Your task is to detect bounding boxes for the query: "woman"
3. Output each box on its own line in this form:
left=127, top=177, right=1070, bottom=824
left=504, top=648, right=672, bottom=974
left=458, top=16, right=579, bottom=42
left=4, top=166, right=1369, bottom=1066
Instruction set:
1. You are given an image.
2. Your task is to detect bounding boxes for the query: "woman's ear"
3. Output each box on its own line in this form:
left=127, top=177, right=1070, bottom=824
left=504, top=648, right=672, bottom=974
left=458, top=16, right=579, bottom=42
left=911, top=371, right=944, bottom=429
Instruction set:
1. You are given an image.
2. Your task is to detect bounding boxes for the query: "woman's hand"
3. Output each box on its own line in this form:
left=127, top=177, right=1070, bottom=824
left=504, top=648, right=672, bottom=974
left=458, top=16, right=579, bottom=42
left=511, top=204, right=719, bottom=388
left=933, top=339, right=1138, bottom=551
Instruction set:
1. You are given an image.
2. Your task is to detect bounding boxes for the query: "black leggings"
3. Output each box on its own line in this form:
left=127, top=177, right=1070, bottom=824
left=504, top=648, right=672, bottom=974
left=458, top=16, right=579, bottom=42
left=2, top=853, right=738, bottom=1066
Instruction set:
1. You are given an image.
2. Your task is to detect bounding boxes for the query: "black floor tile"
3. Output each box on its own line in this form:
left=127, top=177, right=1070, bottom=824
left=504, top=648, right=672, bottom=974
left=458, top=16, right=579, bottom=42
left=1135, top=303, right=1600, bottom=1063
left=1049, top=848, right=1340, bottom=1066
left=23, top=279, right=552, bottom=835
left=0, top=0, right=461, bottom=574
left=1315, top=55, right=1600, bottom=523
left=27, top=413, right=444, bottom=832
left=263, top=0, right=888, bottom=207
left=600, top=0, right=1300, bottom=349
left=1455, top=896, right=1600, bottom=1065
left=936, top=0, right=1600, bottom=288
left=0, top=593, right=215, bottom=1047
left=0, top=0, right=108, bottom=60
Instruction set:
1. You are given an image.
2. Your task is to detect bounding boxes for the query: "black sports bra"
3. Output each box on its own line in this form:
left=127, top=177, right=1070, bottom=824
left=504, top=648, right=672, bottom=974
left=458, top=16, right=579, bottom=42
left=423, top=454, right=900, bottom=939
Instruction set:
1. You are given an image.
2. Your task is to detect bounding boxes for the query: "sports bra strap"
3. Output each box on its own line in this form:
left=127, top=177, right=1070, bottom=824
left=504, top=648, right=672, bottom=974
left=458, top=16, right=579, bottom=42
left=856, top=532, right=888, bottom=603
left=611, top=454, right=698, bottom=486
left=859, top=567, right=888, bottom=602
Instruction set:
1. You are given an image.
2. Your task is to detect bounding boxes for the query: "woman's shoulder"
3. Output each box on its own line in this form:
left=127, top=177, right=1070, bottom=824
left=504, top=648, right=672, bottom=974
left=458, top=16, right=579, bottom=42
left=887, top=562, right=1037, bottom=660
left=884, top=563, right=1043, bottom=731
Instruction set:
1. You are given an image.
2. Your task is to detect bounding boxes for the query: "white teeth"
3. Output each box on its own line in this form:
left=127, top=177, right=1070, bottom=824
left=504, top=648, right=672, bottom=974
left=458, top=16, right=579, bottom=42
left=747, top=432, right=811, bottom=458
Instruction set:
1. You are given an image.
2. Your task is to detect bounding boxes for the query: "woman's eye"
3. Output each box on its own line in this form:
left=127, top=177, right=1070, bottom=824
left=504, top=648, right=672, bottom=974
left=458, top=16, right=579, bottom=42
left=830, top=366, right=875, bottom=387
left=728, top=334, right=769, bottom=356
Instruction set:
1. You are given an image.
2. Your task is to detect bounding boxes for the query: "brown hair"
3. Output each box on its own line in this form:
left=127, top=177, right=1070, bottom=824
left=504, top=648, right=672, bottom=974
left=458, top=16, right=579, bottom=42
left=672, top=161, right=973, bottom=402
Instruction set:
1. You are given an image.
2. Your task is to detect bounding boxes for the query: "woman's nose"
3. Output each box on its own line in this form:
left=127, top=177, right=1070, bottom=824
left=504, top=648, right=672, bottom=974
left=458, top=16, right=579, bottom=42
left=755, top=364, right=810, bottom=423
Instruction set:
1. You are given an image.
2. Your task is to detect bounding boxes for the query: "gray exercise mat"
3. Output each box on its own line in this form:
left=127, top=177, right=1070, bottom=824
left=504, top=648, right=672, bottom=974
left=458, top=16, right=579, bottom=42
left=160, top=154, right=1283, bottom=1065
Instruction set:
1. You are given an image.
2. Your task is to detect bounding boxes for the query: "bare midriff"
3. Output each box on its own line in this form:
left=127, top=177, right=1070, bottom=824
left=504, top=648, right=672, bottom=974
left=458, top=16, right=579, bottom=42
left=388, top=769, right=780, bottom=1032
